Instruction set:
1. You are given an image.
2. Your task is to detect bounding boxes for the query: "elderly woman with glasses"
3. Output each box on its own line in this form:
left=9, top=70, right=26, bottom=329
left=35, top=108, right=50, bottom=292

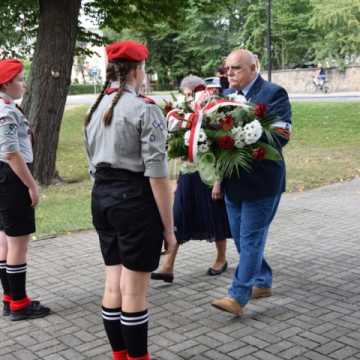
left=151, top=75, right=231, bottom=284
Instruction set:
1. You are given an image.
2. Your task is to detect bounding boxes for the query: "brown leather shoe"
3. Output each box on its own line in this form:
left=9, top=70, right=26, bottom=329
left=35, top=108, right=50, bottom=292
left=211, top=297, right=244, bottom=316
left=252, top=287, right=272, bottom=299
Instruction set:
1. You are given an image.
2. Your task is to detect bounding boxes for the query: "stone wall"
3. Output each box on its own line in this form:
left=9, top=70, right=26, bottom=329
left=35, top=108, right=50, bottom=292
left=261, top=66, right=360, bottom=93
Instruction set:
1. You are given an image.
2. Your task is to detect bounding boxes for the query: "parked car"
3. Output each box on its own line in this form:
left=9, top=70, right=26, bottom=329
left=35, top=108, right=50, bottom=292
left=204, top=76, right=220, bottom=85
left=291, top=63, right=317, bottom=69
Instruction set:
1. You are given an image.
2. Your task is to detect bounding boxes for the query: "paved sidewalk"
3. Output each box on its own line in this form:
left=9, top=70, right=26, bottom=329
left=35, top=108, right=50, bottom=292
left=1, top=178, right=360, bottom=360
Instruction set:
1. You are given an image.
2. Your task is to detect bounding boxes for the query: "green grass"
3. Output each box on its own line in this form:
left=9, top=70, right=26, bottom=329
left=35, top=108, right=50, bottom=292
left=285, top=102, right=360, bottom=191
left=35, top=106, right=92, bottom=238
left=36, top=181, right=92, bottom=238
left=34, top=102, right=360, bottom=237
left=56, top=106, right=89, bottom=182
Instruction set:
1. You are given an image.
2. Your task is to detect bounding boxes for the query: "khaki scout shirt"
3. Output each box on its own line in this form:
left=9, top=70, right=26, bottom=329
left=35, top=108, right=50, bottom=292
left=0, top=92, right=33, bottom=163
left=85, top=85, right=168, bottom=178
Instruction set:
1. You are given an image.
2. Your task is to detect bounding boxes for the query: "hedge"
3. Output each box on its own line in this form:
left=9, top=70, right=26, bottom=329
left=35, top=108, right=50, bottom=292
left=69, top=84, right=99, bottom=95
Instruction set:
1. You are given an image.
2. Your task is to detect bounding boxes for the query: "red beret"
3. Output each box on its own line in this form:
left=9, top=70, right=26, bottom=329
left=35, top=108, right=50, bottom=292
left=0, top=59, right=24, bottom=85
left=106, top=40, right=149, bottom=62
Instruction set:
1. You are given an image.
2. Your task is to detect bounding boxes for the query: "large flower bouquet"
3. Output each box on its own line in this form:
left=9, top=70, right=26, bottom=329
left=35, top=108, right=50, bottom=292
left=166, top=93, right=282, bottom=186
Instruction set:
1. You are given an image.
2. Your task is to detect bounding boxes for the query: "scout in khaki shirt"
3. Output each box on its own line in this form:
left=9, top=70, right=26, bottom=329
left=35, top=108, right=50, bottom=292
left=84, top=40, right=176, bottom=360
left=0, top=59, right=50, bottom=321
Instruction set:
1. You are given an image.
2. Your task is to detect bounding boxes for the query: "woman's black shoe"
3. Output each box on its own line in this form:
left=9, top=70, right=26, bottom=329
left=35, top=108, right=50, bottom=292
left=207, top=261, right=228, bottom=276
left=10, top=300, right=50, bottom=321
left=151, top=272, right=174, bottom=283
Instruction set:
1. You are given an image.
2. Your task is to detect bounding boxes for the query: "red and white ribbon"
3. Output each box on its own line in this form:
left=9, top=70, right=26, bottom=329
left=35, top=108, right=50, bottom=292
left=203, top=98, right=248, bottom=114
left=188, top=111, right=204, bottom=163
left=166, top=109, right=190, bottom=132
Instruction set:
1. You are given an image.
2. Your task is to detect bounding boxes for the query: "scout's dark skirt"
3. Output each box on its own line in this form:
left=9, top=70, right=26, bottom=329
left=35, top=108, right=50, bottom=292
left=0, top=162, right=35, bottom=236
left=92, top=167, right=163, bottom=272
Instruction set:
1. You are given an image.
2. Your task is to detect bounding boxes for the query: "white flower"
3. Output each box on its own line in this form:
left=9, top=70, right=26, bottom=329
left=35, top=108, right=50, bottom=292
left=198, top=129, right=207, bottom=143
left=227, top=93, right=247, bottom=103
left=231, top=126, right=246, bottom=148
left=175, top=94, right=186, bottom=108
left=234, top=139, right=245, bottom=148
left=198, top=143, right=209, bottom=153
left=184, top=130, right=191, bottom=146
left=243, top=119, right=263, bottom=144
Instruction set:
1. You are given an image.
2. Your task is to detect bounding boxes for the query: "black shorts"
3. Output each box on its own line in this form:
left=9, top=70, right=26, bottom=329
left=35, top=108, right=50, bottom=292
left=0, top=162, right=35, bottom=237
left=92, top=167, right=163, bottom=272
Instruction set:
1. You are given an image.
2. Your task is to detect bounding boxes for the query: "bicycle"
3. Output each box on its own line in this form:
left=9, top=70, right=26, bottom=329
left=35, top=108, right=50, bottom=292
left=305, top=78, right=331, bottom=94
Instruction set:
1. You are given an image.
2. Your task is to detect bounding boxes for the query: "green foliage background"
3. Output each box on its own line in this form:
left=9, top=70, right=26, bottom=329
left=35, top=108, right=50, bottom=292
left=1, top=0, right=358, bottom=86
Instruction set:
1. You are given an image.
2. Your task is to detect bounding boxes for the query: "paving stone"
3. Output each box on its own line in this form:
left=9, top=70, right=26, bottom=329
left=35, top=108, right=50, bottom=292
left=241, top=335, right=270, bottom=349
left=329, top=346, right=358, bottom=360
left=265, top=340, right=294, bottom=354
left=253, top=349, right=284, bottom=360
left=228, top=345, right=257, bottom=358
left=13, top=349, right=39, bottom=360
left=280, top=346, right=307, bottom=359
left=176, top=344, right=208, bottom=358
left=203, top=349, right=235, bottom=360
left=1, top=355, right=19, bottom=360
left=0, top=179, right=359, bottom=360
left=304, top=351, right=342, bottom=360
left=287, top=336, right=319, bottom=350
left=155, top=349, right=184, bottom=360
left=58, top=348, right=87, bottom=360
left=42, top=355, right=66, bottom=360
left=315, top=341, right=345, bottom=355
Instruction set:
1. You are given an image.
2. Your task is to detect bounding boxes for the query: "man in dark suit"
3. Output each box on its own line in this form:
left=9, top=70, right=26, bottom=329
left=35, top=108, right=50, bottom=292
left=211, top=49, right=292, bottom=316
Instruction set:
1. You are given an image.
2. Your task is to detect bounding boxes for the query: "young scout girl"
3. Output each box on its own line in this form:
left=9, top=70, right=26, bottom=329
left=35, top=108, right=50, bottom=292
left=0, top=59, right=50, bottom=320
left=84, top=40, right=176, bottom=360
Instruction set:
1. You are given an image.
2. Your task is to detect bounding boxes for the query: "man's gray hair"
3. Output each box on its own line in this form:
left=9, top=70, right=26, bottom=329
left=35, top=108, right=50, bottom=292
left=179, top=75, right=206, bottom=91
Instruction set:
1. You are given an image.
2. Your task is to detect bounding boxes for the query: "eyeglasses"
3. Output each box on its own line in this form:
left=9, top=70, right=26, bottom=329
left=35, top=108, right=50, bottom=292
left=225, top=65, right=242, bottom=72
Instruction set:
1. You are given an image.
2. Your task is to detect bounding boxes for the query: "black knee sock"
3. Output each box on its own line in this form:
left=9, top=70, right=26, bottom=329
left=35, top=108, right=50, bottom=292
left=0, top=260, right=11, bottom=299
left=121, top=309, right=149, bottom=359
left=6, top=264, right=28, bottom=306
left=102, top=306, right=126, bottom=352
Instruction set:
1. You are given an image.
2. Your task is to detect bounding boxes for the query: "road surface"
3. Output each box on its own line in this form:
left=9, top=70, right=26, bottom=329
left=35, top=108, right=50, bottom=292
left=66, top=91, right=360, bottom=107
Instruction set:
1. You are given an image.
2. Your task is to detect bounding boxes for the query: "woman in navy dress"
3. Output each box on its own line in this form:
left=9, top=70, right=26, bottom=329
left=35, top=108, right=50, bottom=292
left=151, top=75, right=231, bottom=283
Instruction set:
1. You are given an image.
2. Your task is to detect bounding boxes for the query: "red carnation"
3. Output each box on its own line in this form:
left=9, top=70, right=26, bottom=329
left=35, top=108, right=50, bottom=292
left=252, top=147, right=266, bottom=160
left=217, top=135, right=235, bottom=150
left=254, top=103, right=267, bottom=118
left=221, top=115, right=234, bottom=131
left=164, top=101, right=174, bottom=115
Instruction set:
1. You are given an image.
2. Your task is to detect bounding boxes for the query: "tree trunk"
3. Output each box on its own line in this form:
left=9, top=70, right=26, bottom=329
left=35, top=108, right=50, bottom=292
left=22, top=0, right=82, bottom=185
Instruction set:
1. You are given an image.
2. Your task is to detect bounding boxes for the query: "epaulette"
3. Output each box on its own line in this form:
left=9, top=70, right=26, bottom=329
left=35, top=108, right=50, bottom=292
left=0, top=96, right=12, bottom=105
left=105, top=87, right=118, bottom=95
left=138, top=95, right=156, bottom=105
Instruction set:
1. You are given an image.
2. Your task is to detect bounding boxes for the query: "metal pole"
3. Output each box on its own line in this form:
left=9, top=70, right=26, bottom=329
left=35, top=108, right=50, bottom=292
left=267, top=0, right=272, bottom=82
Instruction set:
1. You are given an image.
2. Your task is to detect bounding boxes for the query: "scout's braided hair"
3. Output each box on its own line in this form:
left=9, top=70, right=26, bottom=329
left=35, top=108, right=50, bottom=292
left=84, top=78, right=110, bottom=127
left=84, top=60, right=141, bottom=127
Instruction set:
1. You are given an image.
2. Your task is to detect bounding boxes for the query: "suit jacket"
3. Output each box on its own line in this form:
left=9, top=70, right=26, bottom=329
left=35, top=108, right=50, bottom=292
left=222, top=76, right=292, bottom=202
